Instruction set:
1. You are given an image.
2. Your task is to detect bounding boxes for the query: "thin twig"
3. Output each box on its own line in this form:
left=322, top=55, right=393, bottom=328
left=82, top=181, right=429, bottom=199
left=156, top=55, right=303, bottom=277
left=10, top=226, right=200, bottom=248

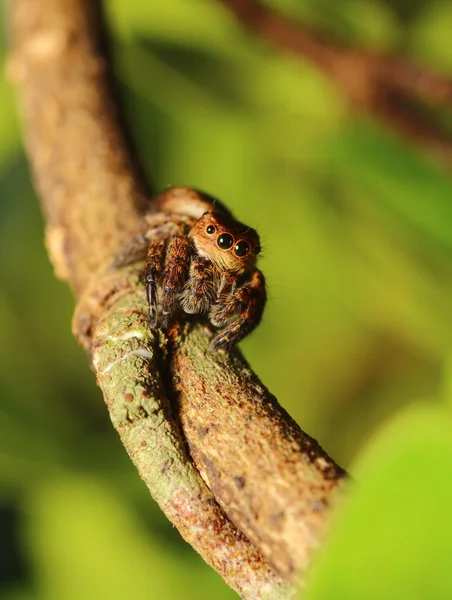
left=215, top=0, right=452, bottom=168
left=7, top=0, right=346, bottom=596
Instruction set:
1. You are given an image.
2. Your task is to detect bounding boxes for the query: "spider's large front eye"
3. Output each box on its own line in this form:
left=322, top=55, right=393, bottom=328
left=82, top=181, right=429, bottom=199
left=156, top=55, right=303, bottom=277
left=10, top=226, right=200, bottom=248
left=234, top=240, right=250, bottom=257
left=206, top=225, right=216, bottom=235
left=217, top=233, right=234, bottom=249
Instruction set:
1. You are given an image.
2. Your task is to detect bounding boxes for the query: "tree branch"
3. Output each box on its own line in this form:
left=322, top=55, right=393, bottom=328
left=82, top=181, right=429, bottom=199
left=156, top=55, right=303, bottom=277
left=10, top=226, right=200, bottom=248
left=215, top=0, right=452, bottom=168
left=7, top=0, right=346, bottom=596
left=6, top=0, right=150, bottom=295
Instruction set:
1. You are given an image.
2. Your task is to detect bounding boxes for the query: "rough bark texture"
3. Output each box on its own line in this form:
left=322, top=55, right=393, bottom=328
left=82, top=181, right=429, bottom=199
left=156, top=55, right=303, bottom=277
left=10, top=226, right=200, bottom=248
left=81, top=265, right=294, bottom=599
left=7, top=0, right=347, bottom=597
left=172, top=327, right=345, bottom=576
left=7, top=0, right=149, bottom=295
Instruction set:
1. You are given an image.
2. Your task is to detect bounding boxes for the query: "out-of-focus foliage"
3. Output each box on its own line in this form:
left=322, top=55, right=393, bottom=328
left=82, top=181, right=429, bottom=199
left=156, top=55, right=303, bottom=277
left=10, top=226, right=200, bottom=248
left=304, top=405, right=452, bottom=599
left=1, top=0, right=452, bottom=598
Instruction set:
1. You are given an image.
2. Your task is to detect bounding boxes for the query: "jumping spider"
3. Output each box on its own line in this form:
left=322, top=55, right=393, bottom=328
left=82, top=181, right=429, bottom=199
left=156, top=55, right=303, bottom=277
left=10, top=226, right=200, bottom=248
left=117, top=187, right=266, bottom=351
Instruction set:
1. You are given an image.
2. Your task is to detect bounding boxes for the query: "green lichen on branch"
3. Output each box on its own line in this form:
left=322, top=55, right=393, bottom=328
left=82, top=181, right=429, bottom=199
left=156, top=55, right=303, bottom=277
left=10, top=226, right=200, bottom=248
left=92, top=286, right=201, bottom=500
left=84, top=271, right=296, bottom=599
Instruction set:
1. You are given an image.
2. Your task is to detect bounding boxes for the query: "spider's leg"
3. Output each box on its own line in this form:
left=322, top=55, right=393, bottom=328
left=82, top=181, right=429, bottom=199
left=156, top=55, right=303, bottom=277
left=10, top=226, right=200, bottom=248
left=144, top=239, right=166, bottom=327
left=112, top=213, right=193, bottom=270
left=210, top=269, right=266, bottom=351
left=111, top=216, right=152, bottom=269
left=112, top=234, right=149, bottom=269
left=180, top=257, right=217, bottom=315
left=160, top=235, right=193, bottom=328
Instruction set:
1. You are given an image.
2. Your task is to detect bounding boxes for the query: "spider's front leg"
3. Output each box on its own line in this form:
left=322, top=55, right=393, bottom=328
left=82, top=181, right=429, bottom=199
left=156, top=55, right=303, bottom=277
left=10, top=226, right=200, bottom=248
left=145, top=235, right=193, bottom=328
left=160, top=236, right=193, bottom=328
left=144, top=239, right=166, bottom=327
left=209, top=269, right=266, bottom=351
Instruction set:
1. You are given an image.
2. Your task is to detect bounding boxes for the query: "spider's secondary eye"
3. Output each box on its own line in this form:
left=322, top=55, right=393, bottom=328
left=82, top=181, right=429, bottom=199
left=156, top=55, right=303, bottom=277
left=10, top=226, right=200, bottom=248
left=202, top=211, right=209, bottom=217
left=217, top=233, right=234, bottom=249
left=206, top=225, right=216, bottom=235
left=234, top=240, right=250, bottom=257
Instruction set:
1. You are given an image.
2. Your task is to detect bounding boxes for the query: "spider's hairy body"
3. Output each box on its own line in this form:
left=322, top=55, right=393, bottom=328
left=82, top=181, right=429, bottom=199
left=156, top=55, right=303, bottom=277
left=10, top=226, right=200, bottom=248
left=119, top=186, right=267, bottom=351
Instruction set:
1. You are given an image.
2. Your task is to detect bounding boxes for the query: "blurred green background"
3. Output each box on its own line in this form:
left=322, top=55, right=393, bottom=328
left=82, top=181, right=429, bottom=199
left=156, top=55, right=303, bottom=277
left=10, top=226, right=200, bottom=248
left=2, top=0, right=452, bottom=598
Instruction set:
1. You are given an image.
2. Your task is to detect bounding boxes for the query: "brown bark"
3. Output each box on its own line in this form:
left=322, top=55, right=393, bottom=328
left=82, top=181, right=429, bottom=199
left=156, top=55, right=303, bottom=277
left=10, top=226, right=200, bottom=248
left=7, top=0, right=346, bottom=597
left=7, top=0, right=150, bottom=295
left=172, top=326, right=345, bottom=577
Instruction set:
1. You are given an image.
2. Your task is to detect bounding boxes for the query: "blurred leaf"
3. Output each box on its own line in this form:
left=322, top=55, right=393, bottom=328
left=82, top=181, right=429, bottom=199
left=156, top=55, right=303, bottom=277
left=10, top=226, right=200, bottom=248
left=332, top=0, right=399, bottom=48
left=304, top=405, right=452, bottom=600
left=0, top=590, right=35, bottom=600
left=328, top=122, right=452, bottom=248
left=411, top=1, right=452, bottom=70
left=250, top=54, right=344, bottom=126
left=116, top=41, right=246, bottom=116
left=108, top=0, right=239, bottom=53
left=441, top=352, right=452, bottom=410
left=25, top=476, right=235, bottom=600
left=137, top=39, right=249, bottom=108
left=265, top=0, right=398, bottom=48
left=0, top=53, right=21, bottom=169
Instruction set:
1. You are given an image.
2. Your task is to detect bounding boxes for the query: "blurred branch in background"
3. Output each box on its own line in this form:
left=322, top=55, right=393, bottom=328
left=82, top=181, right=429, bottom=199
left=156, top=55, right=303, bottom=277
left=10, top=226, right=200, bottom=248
left=6, top=0, right=347, bottom=597
left=215, top=0, right=452, bottom=170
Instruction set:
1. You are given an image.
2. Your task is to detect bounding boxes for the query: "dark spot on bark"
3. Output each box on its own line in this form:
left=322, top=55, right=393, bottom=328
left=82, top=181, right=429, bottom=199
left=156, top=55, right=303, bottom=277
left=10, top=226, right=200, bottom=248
left=198, top=426, right=209, bottom=439
left=234, top=476, right=245, bottom=490
left=161, top=458, right=173, bottom=474
left=124, top=393, right=134, bottom=402
left=309, top=499, right=327, bottom=512
left=268, top=510, right=285, bottom=526
left=324, top=464, right=343, bottom=480
left=198, top=454, right=220, bottom=491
